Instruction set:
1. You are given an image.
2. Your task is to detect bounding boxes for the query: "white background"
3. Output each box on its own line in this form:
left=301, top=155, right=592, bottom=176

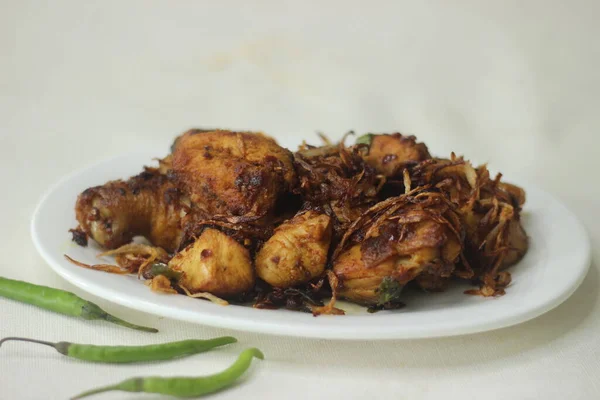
left=1, top=1, right=599, bottom=399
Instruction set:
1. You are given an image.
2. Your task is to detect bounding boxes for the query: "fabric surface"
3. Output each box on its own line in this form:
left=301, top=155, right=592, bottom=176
left=1, top=1, right=599, bottom=399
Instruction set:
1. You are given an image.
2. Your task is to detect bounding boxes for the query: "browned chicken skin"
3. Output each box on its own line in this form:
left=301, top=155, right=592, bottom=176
left=75, top=168, right=189, bottom=253
left=362, top=133, right=431, bottom=178
left=172, top=129, right=297, bottom=217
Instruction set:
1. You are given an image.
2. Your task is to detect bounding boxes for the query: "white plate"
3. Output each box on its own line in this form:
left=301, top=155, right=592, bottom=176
left=31, top=148, right=591, bottom=340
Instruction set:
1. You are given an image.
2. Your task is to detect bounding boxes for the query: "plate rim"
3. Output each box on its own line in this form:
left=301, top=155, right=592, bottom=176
left=30, top=150, right=592, bottom=340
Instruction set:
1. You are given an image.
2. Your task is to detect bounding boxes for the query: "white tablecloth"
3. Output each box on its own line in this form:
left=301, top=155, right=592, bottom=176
left=1, top=1, right=599, bottom=399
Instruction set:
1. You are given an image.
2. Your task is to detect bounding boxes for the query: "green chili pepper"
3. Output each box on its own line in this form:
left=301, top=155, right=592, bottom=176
left=0, top=276, right=157, bottom=333
left=0, top=336, right=236, bottom=364
left=145, top=262, right=182, bottom=281
left=71, top=348, right=265, bottom=399
left=355, top=133, right=374, bottom=146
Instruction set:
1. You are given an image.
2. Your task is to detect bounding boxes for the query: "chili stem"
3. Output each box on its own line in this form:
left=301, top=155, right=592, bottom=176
left=0, top=337, right=56, bottom=349
left=71, top=385, right=121, bottom=400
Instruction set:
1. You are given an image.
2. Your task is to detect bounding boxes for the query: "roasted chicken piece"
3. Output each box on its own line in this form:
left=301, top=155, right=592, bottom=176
left=75, top=168, right=189, bottom=253
left=256, top=211, right=332, bottom=288
left=75, top=129, right=294, bottom=253
left=168, top=228, right=254, bottom=297
left=410, top=155, right=528, bottom=294
left=469, top=176, right=528, bottom=271
left=359, top=133, right=431, bottom=178
left=333, top=189, right=463, bottom=305
left=171, top=129, right=297, bottom=217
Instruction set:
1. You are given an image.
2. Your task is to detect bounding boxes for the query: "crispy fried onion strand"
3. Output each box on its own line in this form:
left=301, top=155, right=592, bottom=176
left=180, top=284, right=229, bottom=306
left=64, top=254, right=131, bottom=274
left=311, top=271, right=345, bottom=316
left=410, top=158, right=523, bottom=296
left=97, top=244, right=168, bottom=278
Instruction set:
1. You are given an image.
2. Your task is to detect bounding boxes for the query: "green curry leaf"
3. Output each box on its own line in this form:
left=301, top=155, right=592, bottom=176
left=355, top=134, right=375, bottom=146
left=377, top=277, right=404, bottom=305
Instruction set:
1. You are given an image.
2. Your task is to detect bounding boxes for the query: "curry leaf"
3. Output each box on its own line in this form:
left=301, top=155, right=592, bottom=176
left=377, top=277, right=404, bottom=305
left=355, top=134, right=374, bottom=146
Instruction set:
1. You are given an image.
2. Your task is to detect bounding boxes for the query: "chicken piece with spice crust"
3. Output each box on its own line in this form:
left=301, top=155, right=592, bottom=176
left=75, top=168, right=189, bottom=253
left=171, top=129, right=297, bottom=217
left=359, top=133, right=431, bottom=178
left=74, top=129, right=297, bottom=254
left=333, top=188, right=463, bottom=306
left=256, top=211, right=332, bottom=288
left=168, top=228, right=255, bottom=297
left=409, top=155, right=528, bottom=295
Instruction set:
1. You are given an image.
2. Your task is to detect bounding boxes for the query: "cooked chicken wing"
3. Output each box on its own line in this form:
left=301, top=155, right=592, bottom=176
left=172, top=129, right=297, bottom=217
left=75, top=168, right=189, bottom=253
left=333, top=189, right=463, bottom=305
left=256, top=211, right=332, bottom=288
left=168, top=228, right=254, bottom=297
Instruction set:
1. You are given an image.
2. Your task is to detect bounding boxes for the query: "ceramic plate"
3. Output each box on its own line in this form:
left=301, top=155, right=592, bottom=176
left=31, top=147, right=591, bottom=339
